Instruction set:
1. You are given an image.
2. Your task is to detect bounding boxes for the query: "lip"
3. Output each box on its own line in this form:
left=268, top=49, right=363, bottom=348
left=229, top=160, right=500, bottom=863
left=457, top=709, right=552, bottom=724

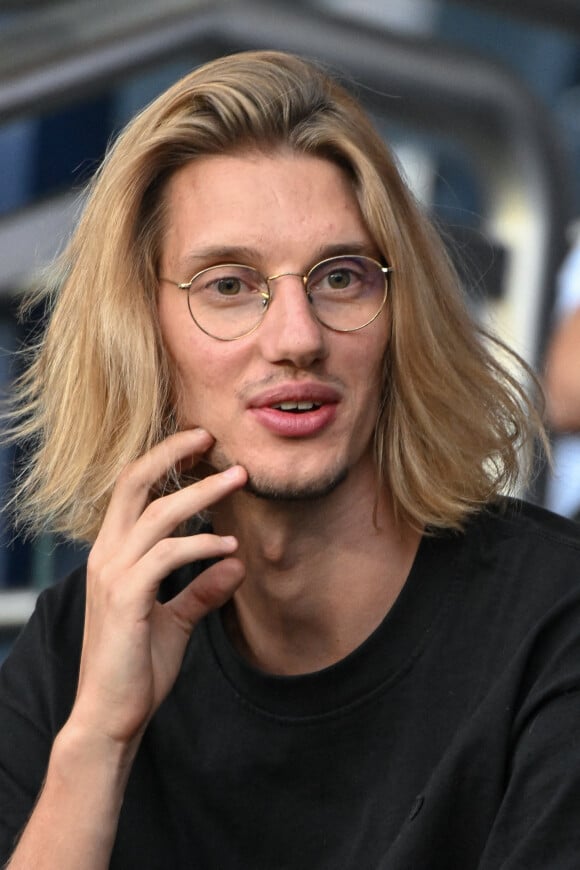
left=247, top=382, right=342, bottom=409
left=247, top=382, right=341, bottom=438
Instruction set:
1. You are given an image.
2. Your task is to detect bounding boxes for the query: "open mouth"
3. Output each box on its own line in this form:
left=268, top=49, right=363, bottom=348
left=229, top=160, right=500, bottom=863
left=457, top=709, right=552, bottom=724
left=271, top=402, right=322, bottom=413
left=250, top=393, right=337, bottom=436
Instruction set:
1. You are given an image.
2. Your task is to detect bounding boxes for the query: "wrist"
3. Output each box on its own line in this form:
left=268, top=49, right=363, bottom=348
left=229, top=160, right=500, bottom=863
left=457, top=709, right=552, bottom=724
left=7, top=718, right=140, bottom=869
left=51, top=716, right=140, bottom=810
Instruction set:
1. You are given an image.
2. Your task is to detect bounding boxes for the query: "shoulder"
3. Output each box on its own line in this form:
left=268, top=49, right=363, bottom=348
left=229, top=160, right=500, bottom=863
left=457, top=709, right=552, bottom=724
left=10, top=561, right=89, bottom=676
left=429, top=498, right=580, bottom=590
left=5, top=562, right=88, bottom=666
left=423, top=498, right=580, bottom=646
left=0, top=564, right=88, bottom=737
left=464, top=496, right=580, bottom=560
left=450, top=498, right=580, bottom=648
left=31, top=562, right=88, bottom=649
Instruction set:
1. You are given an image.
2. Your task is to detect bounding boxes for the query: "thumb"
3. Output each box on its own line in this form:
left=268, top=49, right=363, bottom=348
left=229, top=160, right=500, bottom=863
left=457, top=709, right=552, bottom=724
left=165, top=557, right=246, bottom=634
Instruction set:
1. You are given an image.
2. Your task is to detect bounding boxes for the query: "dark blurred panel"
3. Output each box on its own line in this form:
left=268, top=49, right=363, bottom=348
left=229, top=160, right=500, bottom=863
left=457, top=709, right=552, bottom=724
left=32, top=95, right=114, bottom=196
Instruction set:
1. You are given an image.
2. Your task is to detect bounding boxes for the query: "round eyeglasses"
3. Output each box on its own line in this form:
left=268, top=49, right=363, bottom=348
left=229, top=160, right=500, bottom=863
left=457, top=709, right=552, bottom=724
left=160, top=254, right=393, bottom=341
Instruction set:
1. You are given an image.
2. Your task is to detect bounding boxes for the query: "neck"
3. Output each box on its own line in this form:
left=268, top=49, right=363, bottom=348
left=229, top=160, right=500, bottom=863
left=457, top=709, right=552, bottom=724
left=212, top=466, right=422, bottom=676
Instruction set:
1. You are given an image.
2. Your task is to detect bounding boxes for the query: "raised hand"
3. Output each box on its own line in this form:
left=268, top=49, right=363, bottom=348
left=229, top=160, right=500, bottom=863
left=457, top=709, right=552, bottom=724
left=71, top=427, right=247, bottom=749
left=7, top=428, right=248, bottom=869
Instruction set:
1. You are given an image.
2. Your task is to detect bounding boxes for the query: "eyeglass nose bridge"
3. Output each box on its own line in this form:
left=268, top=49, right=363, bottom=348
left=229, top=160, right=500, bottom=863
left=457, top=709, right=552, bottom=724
left=258, top=271, right=312, bottom=314
left=264, top=270, right=310, bottom=292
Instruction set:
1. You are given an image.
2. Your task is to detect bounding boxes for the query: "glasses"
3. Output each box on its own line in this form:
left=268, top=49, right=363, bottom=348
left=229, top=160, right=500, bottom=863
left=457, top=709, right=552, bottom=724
left=160, top=255, right=392, bottom=341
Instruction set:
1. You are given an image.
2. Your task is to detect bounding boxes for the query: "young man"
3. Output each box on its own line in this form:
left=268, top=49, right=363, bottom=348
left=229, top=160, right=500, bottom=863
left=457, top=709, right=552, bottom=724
left=1, top=51, right=580, bottom=869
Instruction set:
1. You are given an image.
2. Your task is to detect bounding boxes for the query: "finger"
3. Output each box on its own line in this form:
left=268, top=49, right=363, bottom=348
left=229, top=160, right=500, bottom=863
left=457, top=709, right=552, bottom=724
left=114, top=465, right=247, bottom=567
left=88, top=531, right=241, bottom=626
left=164, top=557, right=246, bottom=635
left=100, top=428, right=215, bottom=538
left=122, top=533, right=241, bottom=606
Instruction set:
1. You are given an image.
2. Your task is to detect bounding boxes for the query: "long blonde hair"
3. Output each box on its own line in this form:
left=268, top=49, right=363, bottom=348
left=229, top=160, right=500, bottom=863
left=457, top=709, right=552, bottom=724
left=3, top=50, right=546, bottom=541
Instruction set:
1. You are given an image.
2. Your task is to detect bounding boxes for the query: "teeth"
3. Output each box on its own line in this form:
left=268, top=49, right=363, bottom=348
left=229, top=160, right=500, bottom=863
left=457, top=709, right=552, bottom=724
left=274, top=401, right=320, bottom=412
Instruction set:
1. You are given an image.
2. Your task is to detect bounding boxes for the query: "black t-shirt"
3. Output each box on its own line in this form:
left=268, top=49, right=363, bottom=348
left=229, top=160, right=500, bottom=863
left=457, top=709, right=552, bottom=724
left=1, top=499, right=580, bottom=868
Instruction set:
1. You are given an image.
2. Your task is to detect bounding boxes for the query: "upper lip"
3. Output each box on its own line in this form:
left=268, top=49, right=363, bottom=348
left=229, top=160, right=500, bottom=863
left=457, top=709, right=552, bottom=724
left=247, top=382, right=342, bottom=409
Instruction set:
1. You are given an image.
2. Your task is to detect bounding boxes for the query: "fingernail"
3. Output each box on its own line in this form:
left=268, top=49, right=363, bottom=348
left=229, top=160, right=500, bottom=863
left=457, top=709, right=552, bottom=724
left=223, top=465, right=244, bottom=480
left=221, top=536, right=238, bottom=550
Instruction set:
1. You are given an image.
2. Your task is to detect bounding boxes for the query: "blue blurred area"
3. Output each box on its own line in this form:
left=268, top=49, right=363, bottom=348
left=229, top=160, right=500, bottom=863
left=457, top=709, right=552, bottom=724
left=436, top=2, right=580, bottom=524
left=0, top=98, right=114, bottom=589
left=0, top=121, right=35, bottom=216
left=436, top=2, right=580, bottom=214
left=0, top=57, right=193, bottom=590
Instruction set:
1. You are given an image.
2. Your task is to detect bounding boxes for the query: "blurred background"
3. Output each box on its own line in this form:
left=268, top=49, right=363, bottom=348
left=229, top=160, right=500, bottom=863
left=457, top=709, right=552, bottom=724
left=1, top=0, right=580, bottom=652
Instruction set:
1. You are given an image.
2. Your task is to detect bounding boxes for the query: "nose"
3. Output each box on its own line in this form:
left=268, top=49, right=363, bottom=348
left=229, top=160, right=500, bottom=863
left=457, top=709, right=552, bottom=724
left=257, top=275, right=328, bottom=368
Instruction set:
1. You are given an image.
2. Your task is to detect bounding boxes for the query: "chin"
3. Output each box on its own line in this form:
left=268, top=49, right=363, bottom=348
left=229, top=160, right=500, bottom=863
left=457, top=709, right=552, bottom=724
left=243, top=466, right=349, bottom=502
left=207, top=440, right=352, bottom=503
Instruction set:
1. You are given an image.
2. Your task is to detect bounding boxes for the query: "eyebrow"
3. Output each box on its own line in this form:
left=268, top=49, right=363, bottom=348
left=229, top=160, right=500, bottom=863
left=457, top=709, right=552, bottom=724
left=177, top=241, right=378, bottom=275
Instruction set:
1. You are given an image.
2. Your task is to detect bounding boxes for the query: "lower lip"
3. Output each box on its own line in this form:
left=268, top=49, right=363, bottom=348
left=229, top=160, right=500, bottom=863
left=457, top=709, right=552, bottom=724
left=250, top=404, right=338, bottom=437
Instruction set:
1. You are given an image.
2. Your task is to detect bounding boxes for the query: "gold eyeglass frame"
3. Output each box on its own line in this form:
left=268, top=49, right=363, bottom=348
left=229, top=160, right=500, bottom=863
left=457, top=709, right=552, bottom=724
left=160, top=254, right=393, bottom=342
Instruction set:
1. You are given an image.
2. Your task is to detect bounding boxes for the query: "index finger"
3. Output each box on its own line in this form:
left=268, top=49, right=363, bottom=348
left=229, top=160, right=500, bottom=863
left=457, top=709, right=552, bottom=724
left=101, top=428, right=215, bottom=537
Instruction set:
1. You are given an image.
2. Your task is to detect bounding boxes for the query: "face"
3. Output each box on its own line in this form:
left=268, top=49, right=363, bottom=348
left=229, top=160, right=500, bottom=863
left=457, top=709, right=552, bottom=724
left=157, top=150, right=389, bottom=501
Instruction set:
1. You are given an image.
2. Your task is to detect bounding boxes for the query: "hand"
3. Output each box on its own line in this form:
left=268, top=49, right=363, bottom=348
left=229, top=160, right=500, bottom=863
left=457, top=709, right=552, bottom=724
left=70, top=428, right=247, bottom=751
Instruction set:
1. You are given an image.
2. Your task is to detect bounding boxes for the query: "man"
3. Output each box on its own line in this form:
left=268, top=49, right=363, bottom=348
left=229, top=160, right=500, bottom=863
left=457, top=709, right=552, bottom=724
left=1, top=50, right=580, bottom=869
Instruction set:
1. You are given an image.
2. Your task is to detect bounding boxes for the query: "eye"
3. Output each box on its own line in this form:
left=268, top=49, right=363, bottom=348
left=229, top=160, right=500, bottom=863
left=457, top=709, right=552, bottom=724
left=215, top=276, right=243, bottom=296
left=310, top=258, right=366, bottom=295
left=325, top=268, right=353, bottom=290
left=191, top=265, right=264, bottom=302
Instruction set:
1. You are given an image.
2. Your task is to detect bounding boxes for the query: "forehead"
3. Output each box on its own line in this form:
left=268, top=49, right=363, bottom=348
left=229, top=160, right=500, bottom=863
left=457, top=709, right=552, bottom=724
left=160, top=150, right=376, bottom=275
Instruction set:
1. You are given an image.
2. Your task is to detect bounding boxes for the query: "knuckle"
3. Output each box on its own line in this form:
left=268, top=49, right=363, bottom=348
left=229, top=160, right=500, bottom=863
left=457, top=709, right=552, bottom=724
left=150, top=536, right=177, bottom=565
left=116, top=461, right=139, bottom=487
left=194, top=533, right=217, bottom=550
left=141, top=496, right=170, bottom=527
left=86, top=548, right=103, bottom=576
left=194, top=474, right=228, bottom=501
left=87, top=551, right=110, bottom=586
left=87, top=549, right=124, bottom=593
left=191, top=583, right=214, bottom=610
left=115, top=460, right=150, bottom=496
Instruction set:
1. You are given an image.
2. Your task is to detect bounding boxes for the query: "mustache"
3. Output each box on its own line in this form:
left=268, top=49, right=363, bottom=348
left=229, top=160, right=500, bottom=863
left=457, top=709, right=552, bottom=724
left=237, top=371, right=345, bottom=402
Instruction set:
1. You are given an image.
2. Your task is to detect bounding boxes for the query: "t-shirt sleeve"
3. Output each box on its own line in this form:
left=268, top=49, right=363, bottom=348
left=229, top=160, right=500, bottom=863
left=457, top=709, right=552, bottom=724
left=0, top=567, right=85, bottom=863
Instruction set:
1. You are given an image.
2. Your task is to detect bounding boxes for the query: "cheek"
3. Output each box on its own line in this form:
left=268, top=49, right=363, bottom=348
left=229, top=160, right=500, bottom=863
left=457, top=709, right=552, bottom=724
left=158, top=296, right=205, bottom=422
left=347, top=333, right=388, bottom=419
left=170, top=350, right=216, bottom=426
left=164, top=338, right=245, bottom=430
left=348, top=324, right=388, bottom=383
left=368, top=315, right=390, bottom=384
